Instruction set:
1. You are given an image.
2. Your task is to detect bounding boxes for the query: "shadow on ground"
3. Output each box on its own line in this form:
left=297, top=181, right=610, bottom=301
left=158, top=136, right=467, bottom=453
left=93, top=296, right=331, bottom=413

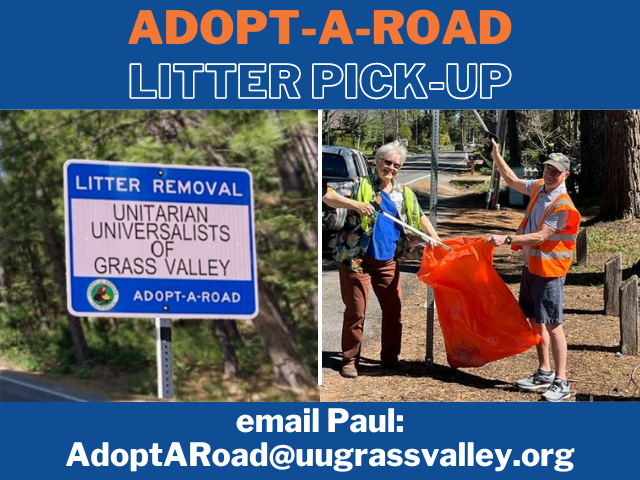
left=323, top=351, right=515, bottom=390
left=575, top=393, right=640, bottom=402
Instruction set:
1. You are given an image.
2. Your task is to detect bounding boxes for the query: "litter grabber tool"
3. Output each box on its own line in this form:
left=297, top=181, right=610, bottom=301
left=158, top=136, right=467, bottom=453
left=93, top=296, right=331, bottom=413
left=472, top=110, right=503, bottom=209
left=472, top=110, right=500, bottom=155
left=370, top=201, right=452, bottom=251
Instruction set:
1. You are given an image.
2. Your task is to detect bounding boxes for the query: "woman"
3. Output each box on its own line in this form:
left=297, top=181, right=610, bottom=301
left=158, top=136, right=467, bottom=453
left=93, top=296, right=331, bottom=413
left=322, top=141, right=441, bottom=378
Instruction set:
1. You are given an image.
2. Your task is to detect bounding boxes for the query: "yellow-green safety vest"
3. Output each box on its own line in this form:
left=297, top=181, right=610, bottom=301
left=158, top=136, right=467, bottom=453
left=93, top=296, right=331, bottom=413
left=355, top=175, right=421, bottom=233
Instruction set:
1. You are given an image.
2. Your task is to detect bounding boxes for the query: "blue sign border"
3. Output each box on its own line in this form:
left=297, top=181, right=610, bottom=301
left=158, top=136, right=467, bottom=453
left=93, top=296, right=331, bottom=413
left=63, top=160, right=258, bottom=319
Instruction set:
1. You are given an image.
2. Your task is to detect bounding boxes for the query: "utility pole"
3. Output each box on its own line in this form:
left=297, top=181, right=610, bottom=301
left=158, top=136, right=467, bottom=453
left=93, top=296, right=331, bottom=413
left=488, top=110, right=508, bottom=210
left=426, top=109, right=439, bottom=366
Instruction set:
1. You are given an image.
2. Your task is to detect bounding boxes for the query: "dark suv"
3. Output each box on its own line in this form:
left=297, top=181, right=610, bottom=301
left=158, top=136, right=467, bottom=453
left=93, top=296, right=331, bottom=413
left=455, top=142, right=464, bottom=151
left=322, top=145, right=373, bottom=253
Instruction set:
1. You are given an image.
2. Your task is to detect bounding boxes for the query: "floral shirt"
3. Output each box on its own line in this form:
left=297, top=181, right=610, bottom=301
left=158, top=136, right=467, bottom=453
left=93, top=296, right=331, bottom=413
left=333, top=172, right=425, bottom=271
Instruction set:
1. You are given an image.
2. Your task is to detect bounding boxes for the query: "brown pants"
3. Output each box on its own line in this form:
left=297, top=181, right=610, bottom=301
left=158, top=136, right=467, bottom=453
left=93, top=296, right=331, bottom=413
left=339, top=256, right=403, bottom=366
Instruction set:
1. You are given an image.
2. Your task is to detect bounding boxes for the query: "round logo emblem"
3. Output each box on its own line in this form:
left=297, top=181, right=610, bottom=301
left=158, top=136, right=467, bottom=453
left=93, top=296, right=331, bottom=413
left=87, top=279, right=119, bottom=311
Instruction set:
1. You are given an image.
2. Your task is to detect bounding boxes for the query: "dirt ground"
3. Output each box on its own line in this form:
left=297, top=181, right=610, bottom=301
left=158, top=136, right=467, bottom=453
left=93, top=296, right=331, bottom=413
left=321, top=181, right=640, bottom=402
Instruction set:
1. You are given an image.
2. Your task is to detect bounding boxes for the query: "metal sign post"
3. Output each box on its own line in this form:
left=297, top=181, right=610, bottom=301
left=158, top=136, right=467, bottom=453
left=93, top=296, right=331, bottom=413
left=63, top=160, right=258, bottom=399
left=426, top=110, right=440, bottom=366
left=155, top=318, right=174, bottom=398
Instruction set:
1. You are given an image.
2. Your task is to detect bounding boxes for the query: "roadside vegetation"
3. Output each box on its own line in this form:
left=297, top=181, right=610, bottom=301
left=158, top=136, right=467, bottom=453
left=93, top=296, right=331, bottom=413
left=0, top=110, right=319, bottom=401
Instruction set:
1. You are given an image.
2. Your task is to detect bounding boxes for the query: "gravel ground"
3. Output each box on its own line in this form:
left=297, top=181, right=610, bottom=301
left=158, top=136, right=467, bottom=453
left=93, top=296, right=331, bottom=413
left=321, top=184, right=640, bottom=402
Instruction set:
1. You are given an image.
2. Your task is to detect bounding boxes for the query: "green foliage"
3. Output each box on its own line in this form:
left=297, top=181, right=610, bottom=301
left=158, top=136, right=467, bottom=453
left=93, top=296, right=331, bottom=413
left=521, top=148, right=543, bottom=166
left=333, top=135, right=356, bottom=148
left=0, top=110, right=318, bottom=399
left=398, top=125, right=412, bottom=141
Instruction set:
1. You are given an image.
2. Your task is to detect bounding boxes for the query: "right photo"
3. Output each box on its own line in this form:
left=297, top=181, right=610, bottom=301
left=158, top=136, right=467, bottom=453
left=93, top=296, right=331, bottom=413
left=321, top=110, right=640, bottom=402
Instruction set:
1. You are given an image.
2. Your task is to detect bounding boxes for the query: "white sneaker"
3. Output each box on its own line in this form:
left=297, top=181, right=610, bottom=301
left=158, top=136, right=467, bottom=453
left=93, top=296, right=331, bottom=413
left=542, top=379, right=571, bottom=402
left=516, top=369, right=555, bottom=391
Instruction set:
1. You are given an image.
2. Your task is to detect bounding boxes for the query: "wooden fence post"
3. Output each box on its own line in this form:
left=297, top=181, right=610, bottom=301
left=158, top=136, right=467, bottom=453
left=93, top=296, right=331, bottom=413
left=619, top=275, right=639, bottom=355
left=575, top=229, right=587, bottom=266
left=604, top=254, right=622, bottom=316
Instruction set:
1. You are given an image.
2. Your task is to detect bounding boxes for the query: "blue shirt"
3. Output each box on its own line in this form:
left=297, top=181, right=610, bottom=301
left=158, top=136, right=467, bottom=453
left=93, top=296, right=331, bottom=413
left=365, top=191, right=403, bottom=261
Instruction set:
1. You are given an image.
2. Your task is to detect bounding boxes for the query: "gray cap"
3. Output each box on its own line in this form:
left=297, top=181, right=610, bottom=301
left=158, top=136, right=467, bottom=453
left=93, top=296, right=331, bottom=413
left=543, top=153, right=571, bottom=173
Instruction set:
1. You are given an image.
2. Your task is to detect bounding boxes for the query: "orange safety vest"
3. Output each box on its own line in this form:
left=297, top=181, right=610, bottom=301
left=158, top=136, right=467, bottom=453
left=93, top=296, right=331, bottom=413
left=511, top=179, right=581, bottom=278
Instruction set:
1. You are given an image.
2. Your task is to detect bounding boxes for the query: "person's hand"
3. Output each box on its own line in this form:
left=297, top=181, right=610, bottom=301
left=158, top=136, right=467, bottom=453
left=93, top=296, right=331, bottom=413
left=355, top=201, right=375, bottom=217
left=424, top=238, right=436, bottom=250
left=486, top=234, right=507, bottom=247
left=484, top=137, right=499, bottom=154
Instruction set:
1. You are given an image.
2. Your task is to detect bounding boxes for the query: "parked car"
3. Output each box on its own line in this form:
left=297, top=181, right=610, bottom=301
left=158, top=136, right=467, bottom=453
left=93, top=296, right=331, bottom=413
left=455, top=142, right=464, bottom=151
left=467, top=142, right=477, bottom=149
left=322, top=145, right=373, bottom=253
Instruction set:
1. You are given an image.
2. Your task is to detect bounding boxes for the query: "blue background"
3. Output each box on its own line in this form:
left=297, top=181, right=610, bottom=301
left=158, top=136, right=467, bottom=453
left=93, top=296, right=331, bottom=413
left=0, top=1, right=638, bottom=108
left=65, top=161, right=257, bottom=317
left=1, top=1, right=638, bottom=479
left=0, top=403, right=635, bottom=477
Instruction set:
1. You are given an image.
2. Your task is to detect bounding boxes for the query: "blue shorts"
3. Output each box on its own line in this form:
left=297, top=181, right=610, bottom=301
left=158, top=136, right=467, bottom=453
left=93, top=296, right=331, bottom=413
left=519, top=268, right=565, bottom=324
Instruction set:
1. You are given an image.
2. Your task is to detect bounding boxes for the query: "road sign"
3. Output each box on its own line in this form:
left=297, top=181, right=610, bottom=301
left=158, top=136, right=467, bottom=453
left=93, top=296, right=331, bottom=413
left=64, top=160, right=258, bottom=319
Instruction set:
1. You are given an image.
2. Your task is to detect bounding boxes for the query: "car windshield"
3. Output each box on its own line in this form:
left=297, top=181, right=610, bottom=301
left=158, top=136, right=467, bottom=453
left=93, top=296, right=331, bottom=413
left=322, top=152, right=349, bottom=178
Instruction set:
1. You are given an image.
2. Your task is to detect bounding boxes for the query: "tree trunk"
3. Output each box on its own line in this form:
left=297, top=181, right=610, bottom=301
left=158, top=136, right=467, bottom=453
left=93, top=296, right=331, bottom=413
left=0, top=263, right=7, bottom=306
left=211, top=321, right=239, bottom=377
left=600, top=111, right=640, bottom=219
left=507, top=110, right=521, bottom=167
left=324, top=111, right=332, bottom=145
left=484, top=110, right=497, bottom=135
left=37, top=184, right=89, bottom=364
left=252, top=279, right=315, bottom=389
left=553, top=110, right=562, bottom=133
left=266, top=111, right=318, bottom=192
left=579, top=110, right=606, bottom=197
left=269, top=110, right=319, bottom=328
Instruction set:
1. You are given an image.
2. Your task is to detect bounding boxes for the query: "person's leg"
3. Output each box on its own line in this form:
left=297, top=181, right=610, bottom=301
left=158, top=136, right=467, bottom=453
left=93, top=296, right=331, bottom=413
left=368, top=258, right=402, bottom=364
left=339, top=264, right=371, bottom=370
left=535, top=274, right=571, bottom=401
left=530, top=319, right=551, bottom=371
left=516, top=268, right=554, bottom=390
left=547, top=323, right=567, bottom=380
left=538, top=274, right=567, bottom=379
left=542, top=322, right=571, bottom=401
left=520, top=268, right=551, bottom=371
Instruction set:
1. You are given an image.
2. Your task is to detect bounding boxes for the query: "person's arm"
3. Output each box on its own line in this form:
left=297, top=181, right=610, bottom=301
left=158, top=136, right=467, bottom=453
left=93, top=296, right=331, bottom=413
left=419, top=214, right=441, bottom=242
left=322, top=189, right=374, bottom=217
left=486, top=138, right=528, bottom=195
left=486, top=223, right=556, bottom=247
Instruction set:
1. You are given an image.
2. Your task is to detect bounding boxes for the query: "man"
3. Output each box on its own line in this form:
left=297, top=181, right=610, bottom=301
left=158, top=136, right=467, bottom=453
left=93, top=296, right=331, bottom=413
left=323, top=141, right=440, bottom=378
left=485, top=138, right=581, bottom=402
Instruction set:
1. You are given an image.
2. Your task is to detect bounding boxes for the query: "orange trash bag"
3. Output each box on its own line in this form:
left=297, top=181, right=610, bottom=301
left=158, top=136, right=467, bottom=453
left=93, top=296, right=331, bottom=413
left=417, top=237, right=542, bottom=368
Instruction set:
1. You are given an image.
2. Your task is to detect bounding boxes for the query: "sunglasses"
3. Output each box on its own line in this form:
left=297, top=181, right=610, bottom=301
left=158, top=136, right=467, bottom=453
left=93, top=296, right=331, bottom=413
left=382, top=159, right=402, bottom=170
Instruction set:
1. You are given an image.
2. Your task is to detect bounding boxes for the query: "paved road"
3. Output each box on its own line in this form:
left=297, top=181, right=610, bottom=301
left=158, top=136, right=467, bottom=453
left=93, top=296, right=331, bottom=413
left=399, top=150, right=470, bottom=186
left=321, top=150, right=471, bottom=377
left=0, top=369, right=102, bottom=402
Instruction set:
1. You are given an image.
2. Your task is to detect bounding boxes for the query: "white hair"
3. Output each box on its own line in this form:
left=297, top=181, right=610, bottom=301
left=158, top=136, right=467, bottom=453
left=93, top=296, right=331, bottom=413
left=375, top=141, right=407, bottom=163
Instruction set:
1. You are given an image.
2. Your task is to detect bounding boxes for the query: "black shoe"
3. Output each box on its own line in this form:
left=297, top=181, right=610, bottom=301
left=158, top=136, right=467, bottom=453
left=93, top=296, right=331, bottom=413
left=381, top=360, right=412, bottom=373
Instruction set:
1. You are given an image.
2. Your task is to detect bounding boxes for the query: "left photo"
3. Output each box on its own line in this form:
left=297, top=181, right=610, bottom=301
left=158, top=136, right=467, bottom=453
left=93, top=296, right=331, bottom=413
left=0, top=110, right=318, bottom=402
